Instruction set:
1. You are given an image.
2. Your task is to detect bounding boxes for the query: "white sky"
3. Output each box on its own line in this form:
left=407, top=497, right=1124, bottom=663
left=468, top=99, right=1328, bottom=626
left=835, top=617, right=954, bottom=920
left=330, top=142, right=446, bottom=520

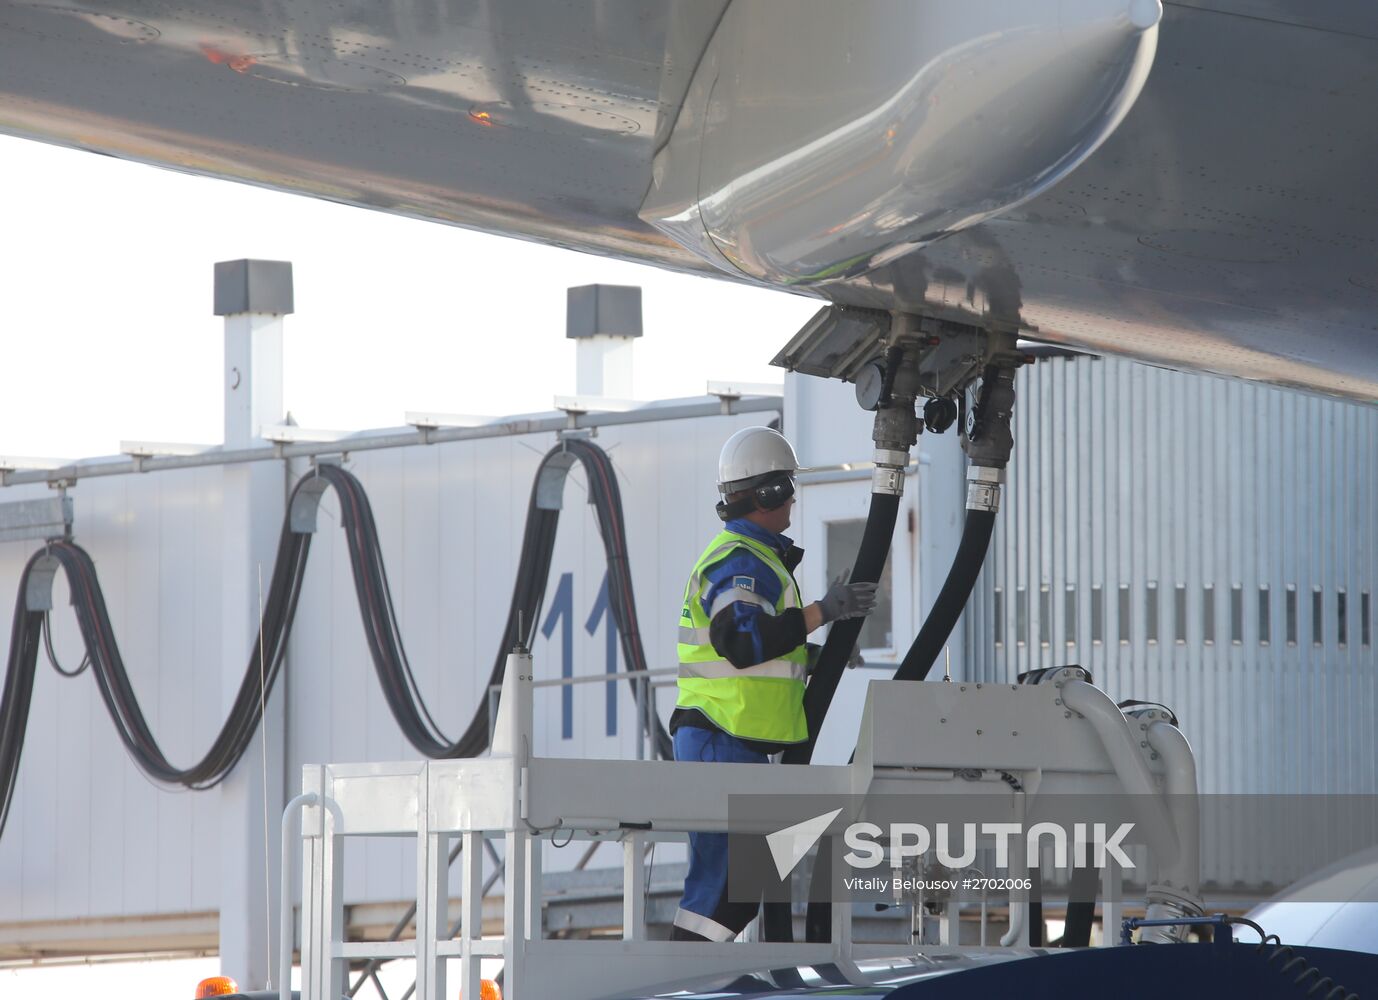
left=0, top=134, right=820, bottom=460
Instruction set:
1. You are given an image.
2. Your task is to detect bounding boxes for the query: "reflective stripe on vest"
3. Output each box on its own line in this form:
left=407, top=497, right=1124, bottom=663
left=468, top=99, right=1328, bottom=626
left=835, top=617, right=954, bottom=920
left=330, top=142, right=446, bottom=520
left=680, top=658, right=801, bottom=680
left=675, top=529, right=808, bottom=744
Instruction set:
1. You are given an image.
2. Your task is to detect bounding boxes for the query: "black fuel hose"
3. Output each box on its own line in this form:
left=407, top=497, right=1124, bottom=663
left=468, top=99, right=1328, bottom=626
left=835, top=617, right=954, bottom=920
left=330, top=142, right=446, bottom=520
left=761, top=489, right=902, bottom=943
left=801, top=501, right=999, bottom=942
left=1060, top=867, right=1100, bottom=947
left=783, top=491, right=902, bottom=766
left=891, top=507, right=996, bottom=682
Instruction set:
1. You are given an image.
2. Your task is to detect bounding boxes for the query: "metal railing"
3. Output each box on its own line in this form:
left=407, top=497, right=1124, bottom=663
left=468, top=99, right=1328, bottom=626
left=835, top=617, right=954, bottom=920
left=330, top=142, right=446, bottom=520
left=486, top=667, right=678, bottom=761
left=337, top=665, right=679, bottom=1000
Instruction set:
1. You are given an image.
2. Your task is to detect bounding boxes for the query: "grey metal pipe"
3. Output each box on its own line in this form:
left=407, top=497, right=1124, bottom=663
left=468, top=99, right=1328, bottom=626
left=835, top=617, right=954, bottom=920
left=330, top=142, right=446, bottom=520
left=1146, top=721, right=1203, bottom=907
left=1060, top=681, right=1180, bottom=865
left=999, top=791, right=1028, bottom=947
left=1, top=396, right=782, bottom=487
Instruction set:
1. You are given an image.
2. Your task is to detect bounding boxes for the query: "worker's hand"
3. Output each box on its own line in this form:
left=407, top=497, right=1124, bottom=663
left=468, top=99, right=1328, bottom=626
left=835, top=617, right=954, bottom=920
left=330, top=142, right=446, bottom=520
left=818, top=573, right=878, bottom=624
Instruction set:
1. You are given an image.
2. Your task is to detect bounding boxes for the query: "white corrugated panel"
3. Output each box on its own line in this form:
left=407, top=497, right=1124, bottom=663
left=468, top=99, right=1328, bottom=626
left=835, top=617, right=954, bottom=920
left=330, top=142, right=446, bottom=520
left=0, top=468, right=226, bottom=925
left=969, top=355, right=1377, bottom=889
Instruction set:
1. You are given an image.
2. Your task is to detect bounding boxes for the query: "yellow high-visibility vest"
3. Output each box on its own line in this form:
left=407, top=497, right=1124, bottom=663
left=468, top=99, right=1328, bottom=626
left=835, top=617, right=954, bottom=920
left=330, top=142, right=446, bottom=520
left=675, top=529, right=808, bottom=744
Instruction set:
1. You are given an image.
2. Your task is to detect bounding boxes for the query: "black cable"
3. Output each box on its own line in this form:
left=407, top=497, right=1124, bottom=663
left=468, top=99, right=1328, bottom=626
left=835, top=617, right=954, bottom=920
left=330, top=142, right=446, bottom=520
left=0, top=572, right=43, bottom=837
left=359, top=473, right=451, bottom=744
left=41, top=610, right=89, bottom=678
left=1225, top=915, right=1268, bottom=943
left=47, top=523, right=309, bottom=787
left=0, top=438, right=670, bottom=842
left=1221, top=918, right=1358, bottom=1000
left=563, top=438, right=671, bottom=760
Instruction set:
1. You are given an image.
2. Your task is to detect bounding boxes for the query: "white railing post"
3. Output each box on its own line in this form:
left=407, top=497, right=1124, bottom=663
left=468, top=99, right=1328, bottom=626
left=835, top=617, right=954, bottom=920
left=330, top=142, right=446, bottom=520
left=526, top=835, right=544, bottom=942
left=460, top=831, right=484, bottom=1000
left=299, top=767, right=344, bottom=1000
left=634, top=676, right=646, bottom=761
left=942, top=887, right=961, bottom=945
left=279, top=792, right=318, bottom=1000
left=321, top=778, right=345, bottom=1000
left=622, top=832, right=646, bottom=941
left=830, top=845, right=852, bottom=956
left=299, top=769, right=323, bottom=1000
left=493, top=645, right=533, bottom=998
left=1101, top=857, right=1123, bottom=946
left=502, top=828, right=527, bottom=998
left=416, top=768, right=447, bottom=1000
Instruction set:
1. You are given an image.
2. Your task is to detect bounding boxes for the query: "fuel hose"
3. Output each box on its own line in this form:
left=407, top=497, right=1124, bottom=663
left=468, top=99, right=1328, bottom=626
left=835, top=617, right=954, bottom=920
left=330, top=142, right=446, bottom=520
left=799, top=365, right=1014, bottom=941
left=782, top=491, right=902, bottom=765
left=891, top=506, right=997, bottom=682
left=759, top=488, right=902, bottom=944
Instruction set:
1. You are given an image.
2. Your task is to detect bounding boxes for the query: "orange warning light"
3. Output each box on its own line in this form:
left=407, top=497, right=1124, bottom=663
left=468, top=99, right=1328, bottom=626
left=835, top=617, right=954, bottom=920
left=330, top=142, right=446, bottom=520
left=461, top=979, right=503, bottom=1000
left=199, top=43, right=257, bottom=73
left=194, top=976, right=240, bottom=998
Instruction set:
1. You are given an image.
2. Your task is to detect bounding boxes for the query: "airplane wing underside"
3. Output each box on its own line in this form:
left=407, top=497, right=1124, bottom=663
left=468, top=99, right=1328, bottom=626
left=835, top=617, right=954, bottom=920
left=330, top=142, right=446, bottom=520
left=1, top=0, right=1375, bottom=402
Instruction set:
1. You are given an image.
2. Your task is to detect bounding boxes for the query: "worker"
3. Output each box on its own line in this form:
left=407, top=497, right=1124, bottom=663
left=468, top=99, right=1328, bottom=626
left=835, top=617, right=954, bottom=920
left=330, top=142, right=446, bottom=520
left=671, top=425, right=877, bottom=942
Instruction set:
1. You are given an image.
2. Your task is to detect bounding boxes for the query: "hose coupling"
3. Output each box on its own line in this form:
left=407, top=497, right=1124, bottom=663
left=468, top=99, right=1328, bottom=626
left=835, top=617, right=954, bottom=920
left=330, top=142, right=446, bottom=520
left=965, top=465, right=1005, bottom=512
left=871, top=398, right=920, bottom=453
left=872, top=448, right=909, bottom=496
left=1139, top=889, right=1205, bottom=944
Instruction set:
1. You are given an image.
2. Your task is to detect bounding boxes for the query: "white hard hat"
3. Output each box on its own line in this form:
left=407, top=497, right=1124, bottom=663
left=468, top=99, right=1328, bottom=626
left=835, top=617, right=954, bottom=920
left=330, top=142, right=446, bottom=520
left=718, top=426, right=800, bottom=494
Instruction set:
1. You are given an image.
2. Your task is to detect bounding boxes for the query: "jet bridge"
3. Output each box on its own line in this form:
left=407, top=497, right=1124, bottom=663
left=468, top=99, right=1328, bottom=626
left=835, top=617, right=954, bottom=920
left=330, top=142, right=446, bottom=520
left=287, top=650, right=1200, bottom=1000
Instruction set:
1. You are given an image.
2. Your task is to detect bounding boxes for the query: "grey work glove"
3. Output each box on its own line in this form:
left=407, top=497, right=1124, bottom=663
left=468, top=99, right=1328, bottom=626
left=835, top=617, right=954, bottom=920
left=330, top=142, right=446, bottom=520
left=818, top=574, right=878, bottom=624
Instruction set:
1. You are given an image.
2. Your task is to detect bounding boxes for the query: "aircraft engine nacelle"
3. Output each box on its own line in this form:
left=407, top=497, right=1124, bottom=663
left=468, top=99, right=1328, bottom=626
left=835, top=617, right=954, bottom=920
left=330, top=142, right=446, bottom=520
left=641, top=0, right=1162, bottom=286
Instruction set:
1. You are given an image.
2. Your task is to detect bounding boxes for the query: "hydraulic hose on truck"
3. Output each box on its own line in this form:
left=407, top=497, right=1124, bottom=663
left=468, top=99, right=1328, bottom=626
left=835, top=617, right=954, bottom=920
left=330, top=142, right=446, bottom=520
left=0, top=438, right=668, bottom=841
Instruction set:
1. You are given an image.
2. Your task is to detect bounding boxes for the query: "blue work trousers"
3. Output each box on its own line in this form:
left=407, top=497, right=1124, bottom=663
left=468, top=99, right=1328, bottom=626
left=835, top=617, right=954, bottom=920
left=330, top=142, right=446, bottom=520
left=671, top=726, right=770, bottom=941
